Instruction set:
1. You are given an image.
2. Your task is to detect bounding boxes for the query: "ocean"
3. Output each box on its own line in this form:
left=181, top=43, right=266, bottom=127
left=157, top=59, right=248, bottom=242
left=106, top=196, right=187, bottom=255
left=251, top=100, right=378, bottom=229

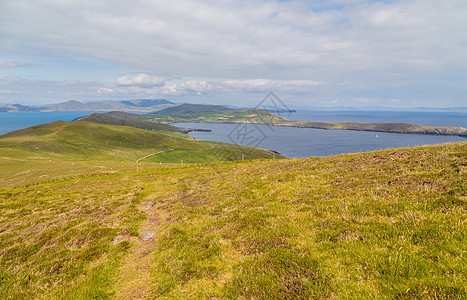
left=1, top=110, right=466, bottom=158
left=0, top=111, right=98, bottom=136
left=173, top=110, right=467, bottom=158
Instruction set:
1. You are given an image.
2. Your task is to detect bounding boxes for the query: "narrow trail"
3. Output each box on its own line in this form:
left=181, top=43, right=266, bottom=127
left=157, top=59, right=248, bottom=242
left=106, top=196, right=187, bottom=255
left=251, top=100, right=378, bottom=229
left=113, top=201, right=159, bottom=299
left=135, top=151, right=167, bottom=163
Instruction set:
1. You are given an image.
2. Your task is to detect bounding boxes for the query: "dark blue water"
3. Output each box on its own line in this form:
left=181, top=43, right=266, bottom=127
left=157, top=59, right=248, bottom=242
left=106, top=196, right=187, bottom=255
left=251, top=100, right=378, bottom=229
left=1, top=111, right=465, bottom=158
left=0, top=111, right=98, bottom=135
left=173, top=110, right=467, bottom=158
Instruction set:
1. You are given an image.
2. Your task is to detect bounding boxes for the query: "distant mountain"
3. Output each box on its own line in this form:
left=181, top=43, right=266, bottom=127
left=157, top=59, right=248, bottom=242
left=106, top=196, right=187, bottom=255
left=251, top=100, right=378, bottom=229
left=120, top=99, right=172, bottom=107
left=154, top=103, right=234, bottom=115
left=0, top=104, right=38, bottom=112
left=295, top=106, right=467, bottom=112
left=353, top=106, right=467, bottom=112
left=38, top=99, right=174, bottom=112
left=411, top=106, right=467, bottom=112
left=40, top=100, right=109, bottom=111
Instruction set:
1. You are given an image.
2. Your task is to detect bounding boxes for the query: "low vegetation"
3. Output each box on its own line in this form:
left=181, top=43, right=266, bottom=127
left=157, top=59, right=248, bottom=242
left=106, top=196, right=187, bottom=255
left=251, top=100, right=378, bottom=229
left=143, top=104, right=284, bottom=124
left=80, top=112, right=189, bottom=139
left=0, top=121, right=279, bottom=163
left=153, top=103, right=234, bottom=115
left=80, top=111, right=182, bottom=132
left=1, top=140, right=466, bottom=299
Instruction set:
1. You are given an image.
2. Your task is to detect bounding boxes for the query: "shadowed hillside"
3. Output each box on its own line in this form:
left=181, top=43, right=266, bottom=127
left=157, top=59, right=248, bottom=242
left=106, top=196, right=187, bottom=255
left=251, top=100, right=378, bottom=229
left=153, top=103, right=234, bottom=115
left=80, top=112, right=184, bottom=136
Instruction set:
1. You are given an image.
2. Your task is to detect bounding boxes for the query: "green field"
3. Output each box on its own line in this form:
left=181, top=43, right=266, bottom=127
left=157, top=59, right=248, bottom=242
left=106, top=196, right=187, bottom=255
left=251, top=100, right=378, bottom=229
left=153, top=103, right=234, bottom=115
left=143, top=104, right=285, bottom=124
left=1, top=131, right=466, bottom=298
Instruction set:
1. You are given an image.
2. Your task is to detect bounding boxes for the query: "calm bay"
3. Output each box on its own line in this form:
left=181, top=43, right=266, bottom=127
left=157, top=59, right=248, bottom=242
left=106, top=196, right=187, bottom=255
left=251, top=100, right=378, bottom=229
left=1, top=110, right=466, bottom=158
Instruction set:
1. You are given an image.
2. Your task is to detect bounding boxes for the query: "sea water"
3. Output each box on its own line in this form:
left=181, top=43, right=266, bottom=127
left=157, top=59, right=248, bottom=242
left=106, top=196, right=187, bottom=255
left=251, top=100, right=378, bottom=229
left=1, top=110, right=465, bottom=158
left=173, top=110, right=467, bottom=158
left=0, top=111, right=99, bottom=135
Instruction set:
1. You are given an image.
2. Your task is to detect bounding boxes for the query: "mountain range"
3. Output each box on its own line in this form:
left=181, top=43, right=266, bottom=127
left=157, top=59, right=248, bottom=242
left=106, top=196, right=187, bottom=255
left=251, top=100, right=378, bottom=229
left=292, top=105, right=467, bottom=112
left=0, top=99, right=174, bottom=112
left=2, top=99, right=467, bottom=113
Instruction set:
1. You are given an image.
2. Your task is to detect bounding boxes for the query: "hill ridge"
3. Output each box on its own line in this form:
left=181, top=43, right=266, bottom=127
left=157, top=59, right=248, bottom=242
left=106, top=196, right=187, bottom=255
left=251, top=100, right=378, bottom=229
left=0, top=120, right=279, bottom=162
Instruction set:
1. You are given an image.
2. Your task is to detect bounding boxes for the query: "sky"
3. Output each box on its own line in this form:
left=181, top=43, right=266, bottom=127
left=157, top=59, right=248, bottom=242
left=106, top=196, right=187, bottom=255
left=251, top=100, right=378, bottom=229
left=0, top=0, right=466, bottom=108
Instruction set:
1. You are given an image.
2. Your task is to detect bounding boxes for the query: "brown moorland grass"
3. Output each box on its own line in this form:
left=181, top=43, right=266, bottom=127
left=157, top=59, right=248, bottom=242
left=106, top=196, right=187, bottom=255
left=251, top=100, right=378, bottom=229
left=0, top=142, right=466, bottom=299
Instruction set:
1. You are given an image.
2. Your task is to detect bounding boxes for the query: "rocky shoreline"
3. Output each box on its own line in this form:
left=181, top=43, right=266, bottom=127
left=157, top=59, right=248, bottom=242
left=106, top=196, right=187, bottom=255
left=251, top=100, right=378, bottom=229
left=174, top=120, right=467, bottom=138
left=179, top=128, right=212, bottom=134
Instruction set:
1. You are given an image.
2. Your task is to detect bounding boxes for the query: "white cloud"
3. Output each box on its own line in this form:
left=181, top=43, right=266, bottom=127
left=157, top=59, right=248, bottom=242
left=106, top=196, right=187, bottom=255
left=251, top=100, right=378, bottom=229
left=2, top=0, right=466, bottom=79
left=223, top=79, right=321, bottom=92
left=0, top=59, right=23, bottom=69
left=115, top=73, right=167, bottom=88
left=178, top=80, right=211, bottom=91
left=97, top=87, right=114, bottom=94
left=0, top=0, right=466, bottom=107
left=155, top=79, right=322, bottom=96
left=355, top=97, right=376, bottom=103
left=0, top=76, right=106, bottom=104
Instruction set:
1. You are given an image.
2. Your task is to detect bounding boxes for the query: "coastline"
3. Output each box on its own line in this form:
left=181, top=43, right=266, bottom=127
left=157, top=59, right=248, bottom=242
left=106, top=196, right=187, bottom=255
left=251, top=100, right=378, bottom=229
left=171, top=120, right=467, bottom=138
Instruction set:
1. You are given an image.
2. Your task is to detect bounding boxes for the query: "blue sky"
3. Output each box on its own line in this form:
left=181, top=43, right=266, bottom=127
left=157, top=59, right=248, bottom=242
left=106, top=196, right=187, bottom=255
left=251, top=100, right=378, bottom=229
left=0, top=0, right=466, bottom=108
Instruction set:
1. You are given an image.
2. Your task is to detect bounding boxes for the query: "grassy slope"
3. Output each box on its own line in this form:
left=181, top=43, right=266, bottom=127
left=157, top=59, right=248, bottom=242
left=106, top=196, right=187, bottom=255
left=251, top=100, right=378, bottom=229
left=0, top=142, right=466, bottom=299
left=144, top=107, right=284, bottom=124
left=154, top=103, right=234, bottom=115
left=0, top=121, right=279, bottom=163
left=80, top=112, right=182, bottom=132
left=80, top=112, right=190, bottom=139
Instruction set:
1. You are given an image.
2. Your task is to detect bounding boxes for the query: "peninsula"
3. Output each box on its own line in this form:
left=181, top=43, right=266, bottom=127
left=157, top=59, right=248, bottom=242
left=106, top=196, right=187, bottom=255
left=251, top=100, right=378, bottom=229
left=86, top=103, right=467, bottom=137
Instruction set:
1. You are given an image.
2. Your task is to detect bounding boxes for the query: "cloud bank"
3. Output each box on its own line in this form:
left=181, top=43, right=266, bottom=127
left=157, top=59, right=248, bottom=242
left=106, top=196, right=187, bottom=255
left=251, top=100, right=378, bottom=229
left=0, top=0, right=466, bottom=106
left=115, top=74, right=168, bottom=88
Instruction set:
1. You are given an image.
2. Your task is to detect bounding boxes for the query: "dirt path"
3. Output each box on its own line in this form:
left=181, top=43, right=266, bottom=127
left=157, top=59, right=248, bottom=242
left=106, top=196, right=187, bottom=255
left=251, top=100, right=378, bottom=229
left=135, top=151, right=166, bottom=163
left=113, top=201, right=159, bottom=299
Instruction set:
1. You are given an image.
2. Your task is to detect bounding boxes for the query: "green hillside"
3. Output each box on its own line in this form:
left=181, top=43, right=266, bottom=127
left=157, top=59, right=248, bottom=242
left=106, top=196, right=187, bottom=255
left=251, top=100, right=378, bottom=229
left=0, top=142, right=466, bottom=299
left=0, top=121, right=279, bottom=162
left=79, top=112, right=188, bottom=138
left=80, top=109, right=284, bottom=131
left=145, top=107, right=285, bottom=124
left=154, top=103, right=234, bottom=115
